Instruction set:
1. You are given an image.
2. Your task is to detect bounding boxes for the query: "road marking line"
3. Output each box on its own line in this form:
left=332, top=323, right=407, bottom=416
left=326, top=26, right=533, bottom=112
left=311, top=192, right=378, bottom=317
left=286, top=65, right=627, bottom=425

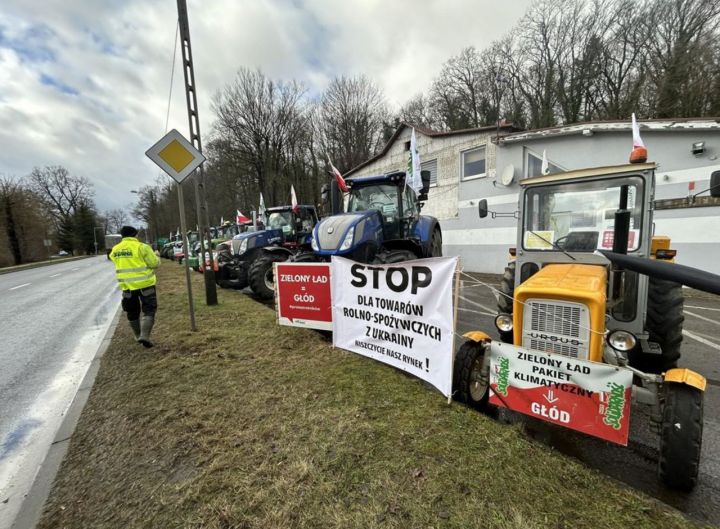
left=686, top=305, right=720, bottom=312
left=71, top=267, right=80, bottom=271
left=685, top=310, right=720, bottom=326
left=683, top=329, right=720, bottom=351
left=50, top=273, right=61, bottom=278
left=9, top=283, right=31, bottom=291
left=458, top=296, right=496, bottom=316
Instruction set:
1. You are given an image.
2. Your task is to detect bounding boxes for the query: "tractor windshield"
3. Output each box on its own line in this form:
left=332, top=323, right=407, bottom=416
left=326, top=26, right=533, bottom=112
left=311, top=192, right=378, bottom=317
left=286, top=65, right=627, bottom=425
left=267, top=211, right=294, bottom=235
left=347, top=184, right=398, bottom=216
left=523, top=176, right=645, bottom=252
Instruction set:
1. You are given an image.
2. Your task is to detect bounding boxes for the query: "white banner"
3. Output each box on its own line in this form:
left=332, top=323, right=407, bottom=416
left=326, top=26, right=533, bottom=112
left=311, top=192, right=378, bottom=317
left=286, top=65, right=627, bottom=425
left=332, top=256, right=458, bottom=396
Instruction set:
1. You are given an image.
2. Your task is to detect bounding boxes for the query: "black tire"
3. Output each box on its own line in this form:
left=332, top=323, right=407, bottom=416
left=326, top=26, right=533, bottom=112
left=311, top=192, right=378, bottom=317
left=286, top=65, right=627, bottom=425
left=430, top=229, right=442, bottom=257
left=292, top=252, right=319, bottom=263
left=658, top=383, right=703, bottom=491
left=643, top=278, right=684, bottom=373
left=248, top=252, right=289, bottom=300
left=497, top=261, right=516, bottom=343
left=374, top=249, right=417, bottom=264
left=217, top=276, right=248, bottom=290
left=452, top=340, right=492, bottom=412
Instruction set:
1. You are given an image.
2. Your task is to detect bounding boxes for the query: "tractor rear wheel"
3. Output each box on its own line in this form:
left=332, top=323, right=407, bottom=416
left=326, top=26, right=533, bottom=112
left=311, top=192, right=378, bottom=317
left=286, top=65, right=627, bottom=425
left=658, top=383, right=703, bottom=491
left=633, top=278, right=684, bottom=373
left=430, top=229, right=442, bottom=257
left=497, top=261, right=516, bottom=343
left=248, top=253, right=289, bottom=300
left=452, top=340, right=492, bottom=412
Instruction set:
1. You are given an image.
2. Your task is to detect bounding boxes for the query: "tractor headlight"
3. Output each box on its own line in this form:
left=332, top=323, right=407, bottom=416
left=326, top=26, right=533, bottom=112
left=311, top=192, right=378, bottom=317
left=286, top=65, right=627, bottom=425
left=607, top=330, right=637, bottom=352
left=311, top=236, right=319, bottom=251
left=238, top=239, right=248, bottom=255
left=339, top=226, right=355, bottom=251
left=495, top=314, right=513, bottom=332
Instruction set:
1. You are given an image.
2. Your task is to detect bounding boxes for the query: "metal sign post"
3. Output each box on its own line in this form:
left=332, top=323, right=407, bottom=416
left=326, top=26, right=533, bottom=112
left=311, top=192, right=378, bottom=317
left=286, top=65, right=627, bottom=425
left=176, top=0, right=217, bottom=306
left=176, top=183, right=197, bottom=331
left=146, top=129, right=205, bottom=331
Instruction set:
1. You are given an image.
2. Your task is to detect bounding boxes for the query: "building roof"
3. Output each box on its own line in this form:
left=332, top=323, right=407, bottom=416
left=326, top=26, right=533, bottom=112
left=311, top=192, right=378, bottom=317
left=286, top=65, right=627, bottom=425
left=520, top=162, right=657, bottom=186
left=502, top=117, right=720, bottom=144
left=345, top=121, right=520, bottom=176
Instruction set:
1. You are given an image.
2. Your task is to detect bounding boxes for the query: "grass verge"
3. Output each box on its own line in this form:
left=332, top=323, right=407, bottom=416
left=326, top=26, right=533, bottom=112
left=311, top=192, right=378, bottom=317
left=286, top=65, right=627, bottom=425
left=37, top=263, right=703, bottom=529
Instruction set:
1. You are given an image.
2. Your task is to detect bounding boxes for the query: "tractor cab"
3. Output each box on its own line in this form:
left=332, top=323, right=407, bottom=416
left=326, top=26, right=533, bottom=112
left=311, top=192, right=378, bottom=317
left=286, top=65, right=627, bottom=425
left=311, top=171, right=441, bottom=263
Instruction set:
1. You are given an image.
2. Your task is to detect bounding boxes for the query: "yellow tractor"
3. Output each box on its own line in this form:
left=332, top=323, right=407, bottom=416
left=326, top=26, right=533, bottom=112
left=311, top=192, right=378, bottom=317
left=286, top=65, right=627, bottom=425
left=454, top=161, right=713, bottom=490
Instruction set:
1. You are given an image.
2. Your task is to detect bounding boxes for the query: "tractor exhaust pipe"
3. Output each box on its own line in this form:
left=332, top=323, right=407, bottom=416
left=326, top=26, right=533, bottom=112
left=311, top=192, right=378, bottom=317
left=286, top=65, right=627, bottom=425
left=610, top=185, right=631, bottom=302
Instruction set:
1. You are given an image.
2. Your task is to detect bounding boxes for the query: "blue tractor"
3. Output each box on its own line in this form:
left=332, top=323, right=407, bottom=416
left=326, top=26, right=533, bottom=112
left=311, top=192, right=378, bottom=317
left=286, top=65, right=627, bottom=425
left=305, top=170, right=442, bottom=264
left=214, top=205, right=318, bottom=296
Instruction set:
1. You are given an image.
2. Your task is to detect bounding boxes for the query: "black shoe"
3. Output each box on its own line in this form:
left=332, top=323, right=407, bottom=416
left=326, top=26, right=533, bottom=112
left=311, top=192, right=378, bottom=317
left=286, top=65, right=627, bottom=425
left=139, top=338, right=154, bottom=348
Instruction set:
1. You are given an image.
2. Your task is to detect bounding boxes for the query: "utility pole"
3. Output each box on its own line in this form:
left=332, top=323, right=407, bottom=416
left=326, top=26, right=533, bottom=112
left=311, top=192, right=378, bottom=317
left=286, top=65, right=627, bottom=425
left=176, top=0, right=218, bottom=305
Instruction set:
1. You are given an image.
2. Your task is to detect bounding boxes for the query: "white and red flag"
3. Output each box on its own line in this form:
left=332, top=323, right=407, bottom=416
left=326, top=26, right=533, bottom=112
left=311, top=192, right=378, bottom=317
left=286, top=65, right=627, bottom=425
left=290, top=185, right=299, bottom=213
left=328, top=156, right=348, bottom=192
left=236, top=210, right=250, bottom=224
left=630, top=113, right=648, bottom=163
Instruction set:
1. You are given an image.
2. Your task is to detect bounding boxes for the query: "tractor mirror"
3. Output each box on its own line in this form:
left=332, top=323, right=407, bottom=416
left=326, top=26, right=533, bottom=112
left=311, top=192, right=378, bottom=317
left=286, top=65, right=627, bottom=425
left=320, top=183, right=330, bottom=204
left=478, top=199, right=488, bottom=218
left=710, top=171, right=720, bottom=198
left=420, top=170, right=431, bottom=194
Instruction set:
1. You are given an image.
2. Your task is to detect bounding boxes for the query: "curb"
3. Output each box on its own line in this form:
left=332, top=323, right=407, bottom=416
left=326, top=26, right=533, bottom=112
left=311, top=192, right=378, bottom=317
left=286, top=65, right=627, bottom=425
left=0, top=256, right=96, bottom=276
left=11, top=305, right=122, bottom=529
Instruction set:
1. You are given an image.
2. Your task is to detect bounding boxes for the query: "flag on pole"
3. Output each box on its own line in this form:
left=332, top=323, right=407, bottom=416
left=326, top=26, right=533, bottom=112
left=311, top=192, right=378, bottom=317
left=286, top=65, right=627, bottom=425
left=176, top=227, right=180, bottom=237
left=328, top=156, right=348, bottom=192
left=541, top=150, right=549, bottom=175
left=236, top=209, right=250, bottom=223
left=220, top=216, right=224, bottom=225
left=290, top=185, right=299, bottom=214
left=630, top=113, right=648, bottom=163
left=259, top=192, right=266, bottom=219
left=406, top=128, right=422, bottom=193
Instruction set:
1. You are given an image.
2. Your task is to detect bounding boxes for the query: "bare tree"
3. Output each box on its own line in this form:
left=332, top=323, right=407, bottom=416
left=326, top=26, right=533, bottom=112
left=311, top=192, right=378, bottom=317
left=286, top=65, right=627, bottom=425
left=211, top=68, right=311, bottom=206
left=646, top=0, right=720, bottom=117
left=0, top=175, right=49, bottom=266
left=27, top=166, right=94, bottom=228
left=316, top=75, right=387, bottom=173
left=105, top=208, right=129, bottom=234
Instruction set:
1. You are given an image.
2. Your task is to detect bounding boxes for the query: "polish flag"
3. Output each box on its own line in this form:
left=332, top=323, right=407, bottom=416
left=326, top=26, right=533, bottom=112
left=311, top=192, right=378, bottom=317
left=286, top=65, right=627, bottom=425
left=328, top=156, right=348, bottom=192
left=630, top=113, right=647, bottom=163
left=290, top=185, right=299, bottom=214
left=236, top=210, right=250, bottom=223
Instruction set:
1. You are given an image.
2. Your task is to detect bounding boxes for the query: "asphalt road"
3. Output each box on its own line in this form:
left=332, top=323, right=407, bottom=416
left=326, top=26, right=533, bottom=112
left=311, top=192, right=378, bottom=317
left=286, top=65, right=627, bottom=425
left=0, top=257, right=119, bottom=529
left=456, top=273, right=720, bottom=526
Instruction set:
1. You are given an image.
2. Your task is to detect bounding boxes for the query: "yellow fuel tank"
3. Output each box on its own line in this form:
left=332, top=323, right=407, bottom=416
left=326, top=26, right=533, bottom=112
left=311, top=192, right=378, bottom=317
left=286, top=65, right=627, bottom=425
left=513, top=264, right=607, bottom=362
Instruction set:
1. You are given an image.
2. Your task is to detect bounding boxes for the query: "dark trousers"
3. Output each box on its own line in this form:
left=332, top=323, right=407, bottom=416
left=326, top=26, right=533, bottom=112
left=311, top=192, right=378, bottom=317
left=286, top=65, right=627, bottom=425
left=121, top=286, right=158, bottom=321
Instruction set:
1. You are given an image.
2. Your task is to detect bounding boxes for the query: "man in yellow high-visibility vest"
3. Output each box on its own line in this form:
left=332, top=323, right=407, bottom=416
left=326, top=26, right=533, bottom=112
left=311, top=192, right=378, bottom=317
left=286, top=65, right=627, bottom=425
left=110, top=226, right=160, bottom=348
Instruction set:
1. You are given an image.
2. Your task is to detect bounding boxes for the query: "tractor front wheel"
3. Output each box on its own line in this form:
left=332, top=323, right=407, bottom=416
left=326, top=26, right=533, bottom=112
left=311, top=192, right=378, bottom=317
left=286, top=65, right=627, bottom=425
left=248, top=253, right=289, bottom=300
left=452, top=340, right=492, bottom=412
left=658, top=383, right=703, bottom=491
left=430, top=229, right=442, bottom=257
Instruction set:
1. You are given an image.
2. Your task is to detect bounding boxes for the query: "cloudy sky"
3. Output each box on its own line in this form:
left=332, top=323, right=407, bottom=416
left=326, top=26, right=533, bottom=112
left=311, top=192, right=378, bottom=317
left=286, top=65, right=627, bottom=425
left=0, top=0, right=532, bottom=213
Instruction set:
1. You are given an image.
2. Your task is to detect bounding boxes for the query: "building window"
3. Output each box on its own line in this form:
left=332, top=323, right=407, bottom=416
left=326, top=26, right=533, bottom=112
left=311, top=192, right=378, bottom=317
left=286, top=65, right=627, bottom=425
left=525, top=150, right=562, bottom=178
left=404, top=141, right=411, bottom=151
left=462, top=146, right=486, bottom=180
left=421, top=159, right=438, bottom=187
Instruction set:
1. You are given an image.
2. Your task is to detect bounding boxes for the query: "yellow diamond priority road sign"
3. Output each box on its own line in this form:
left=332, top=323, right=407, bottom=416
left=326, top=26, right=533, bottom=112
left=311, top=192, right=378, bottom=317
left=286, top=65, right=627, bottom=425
left=145, top=129, right=206, bottom=183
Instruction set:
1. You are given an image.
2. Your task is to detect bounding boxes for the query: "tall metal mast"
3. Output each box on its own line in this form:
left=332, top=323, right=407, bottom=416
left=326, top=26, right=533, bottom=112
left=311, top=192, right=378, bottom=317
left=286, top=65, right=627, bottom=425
left=176, top=0, right=218, bottom=305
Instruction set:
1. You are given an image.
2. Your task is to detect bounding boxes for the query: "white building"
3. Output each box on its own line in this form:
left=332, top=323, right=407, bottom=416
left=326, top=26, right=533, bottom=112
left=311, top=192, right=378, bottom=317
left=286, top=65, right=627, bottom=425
left=348, top=119, right=720, bottom=274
